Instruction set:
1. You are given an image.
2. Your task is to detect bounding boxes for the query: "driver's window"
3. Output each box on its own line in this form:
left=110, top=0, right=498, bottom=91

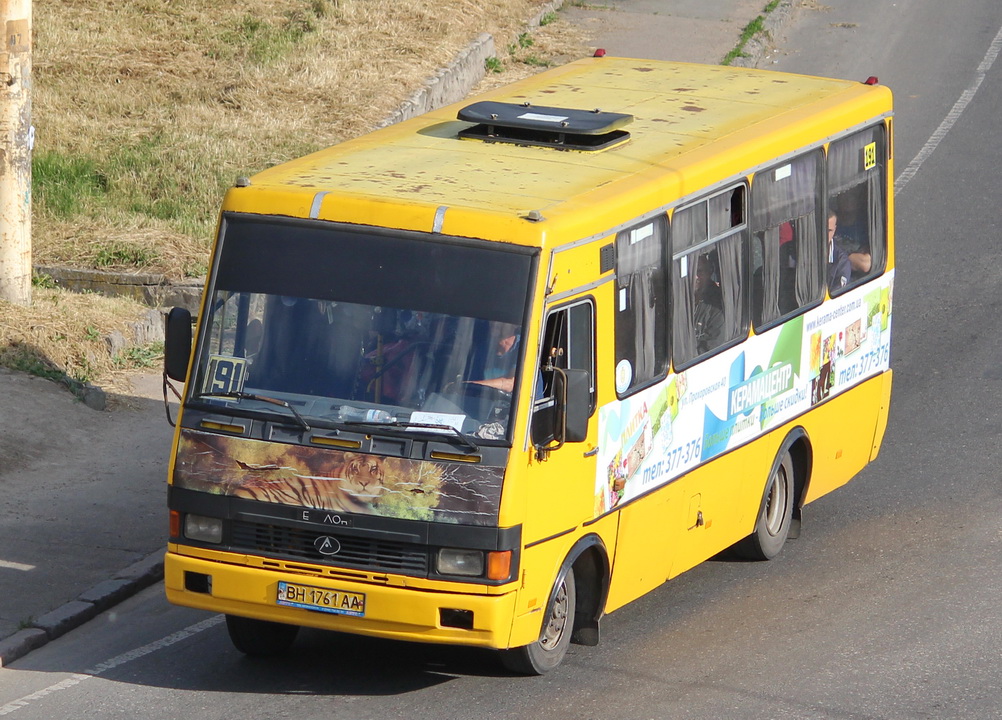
left=532, top=300, right=595, bottom=445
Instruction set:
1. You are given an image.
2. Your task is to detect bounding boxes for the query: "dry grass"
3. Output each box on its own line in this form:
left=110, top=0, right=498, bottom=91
left=0, top=287, right=162, bottom=388
left=8, top=0, right=588, bottom=391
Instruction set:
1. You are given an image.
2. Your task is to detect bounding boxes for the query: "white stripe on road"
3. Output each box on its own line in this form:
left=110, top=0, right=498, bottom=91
left=0, top=615, right=224, bottom=716
left=895, top=22, right=1002, bottom=195
left=0, top=561, right=34, bottom=572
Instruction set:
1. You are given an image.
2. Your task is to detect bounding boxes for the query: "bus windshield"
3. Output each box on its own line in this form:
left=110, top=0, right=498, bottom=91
left=190, top=214, right=536, bottom=443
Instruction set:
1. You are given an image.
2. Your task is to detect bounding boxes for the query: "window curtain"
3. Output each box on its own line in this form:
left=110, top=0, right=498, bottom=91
left=752, top=153, right=819, bottom=230
left=672, top=253, right=698, bottom=364
left=755, top=227, right=781, bottom=326
left=616, top=217, right=667, bottom=391
left=716, top=232, right=745, bottom=341
left=867, top=170, right=885, bottom=272
left=671, top=208, right=699, bottom=365
left=752, top=151, right=823, bottom=326
left=792, top=213, right=823, bottom=307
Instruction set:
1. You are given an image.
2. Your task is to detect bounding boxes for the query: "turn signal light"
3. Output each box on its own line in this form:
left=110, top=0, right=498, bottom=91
left=486, top=550, right=513, bottom=581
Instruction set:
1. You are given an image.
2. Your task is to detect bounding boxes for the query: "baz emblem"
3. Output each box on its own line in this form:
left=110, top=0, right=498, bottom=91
left=314, top=536, right=342, bottom=556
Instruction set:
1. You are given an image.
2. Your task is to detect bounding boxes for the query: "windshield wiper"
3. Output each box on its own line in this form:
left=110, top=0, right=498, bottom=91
left=341, top=419, right=480, bottom=453
left=195, top=391, right=311, bottom=432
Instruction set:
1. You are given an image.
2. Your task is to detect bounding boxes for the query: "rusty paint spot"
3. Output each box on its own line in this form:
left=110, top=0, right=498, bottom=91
left=633, top=67, right=655, bottom=72
left=681, top=105, right=705, bottom=113
left=541, top=89, right=556, bottom=94
left=672, top=87, right=695, bottom=92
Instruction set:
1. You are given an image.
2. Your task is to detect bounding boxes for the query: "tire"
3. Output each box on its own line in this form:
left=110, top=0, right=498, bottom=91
left=500, top=568, right=576, bottom=675
left=225, top=614, right=300, bottom=657
left=736, top=451, right=795, bottom=561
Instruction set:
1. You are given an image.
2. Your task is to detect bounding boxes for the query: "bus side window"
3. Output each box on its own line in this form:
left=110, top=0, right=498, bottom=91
left=532, top=301, right=595, bottom=448
left=827, top=124, right=887, bottom=291
left=614, top=216, right=668, bottom=396
left=750, top=150, right=825, bottom=330
left=671, top=186, right=749, bottom=367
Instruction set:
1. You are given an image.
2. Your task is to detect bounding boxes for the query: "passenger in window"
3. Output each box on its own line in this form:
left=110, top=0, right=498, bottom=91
left=694, top=253, right=725, bottom=354
left=827, top=209, right=852, bottom=293
left=832, top=191, right=872, bottom=276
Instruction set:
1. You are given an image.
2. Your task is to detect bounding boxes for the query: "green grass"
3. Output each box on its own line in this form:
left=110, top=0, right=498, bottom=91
left=521, top=55, right=550, bottom=68
left=34, top=137, right=228, bottom=239
left=114, top=341, right=165, bottom=369
left=185, top=261, right=208, bottom=278
left=211, top=3, right=330, bottom=65
left=33, top=151, right=109, bottom=217
left=32, top=272, right=57, bottom=289
left=5, top=351, right=67, bottom=384
left=508, top=32, right=535, bottom=55
left=110, top=134, right=228, bottom=236
left=94, top=243, right=158, bottom=268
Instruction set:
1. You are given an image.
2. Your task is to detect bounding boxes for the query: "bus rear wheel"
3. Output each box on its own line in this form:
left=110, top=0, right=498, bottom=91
left=737, top=451, right=795, bottom=560
left=225, top=614, right=300, bottom=657
left=500, top=568, right=576, bottom=675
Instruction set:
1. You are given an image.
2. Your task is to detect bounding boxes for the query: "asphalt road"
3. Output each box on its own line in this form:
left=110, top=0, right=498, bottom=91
left=2, top=1, right=1002, bottom=718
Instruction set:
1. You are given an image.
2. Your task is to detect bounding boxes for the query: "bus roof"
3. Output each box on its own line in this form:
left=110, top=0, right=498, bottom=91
left=225, top=57, right=892, bottom=247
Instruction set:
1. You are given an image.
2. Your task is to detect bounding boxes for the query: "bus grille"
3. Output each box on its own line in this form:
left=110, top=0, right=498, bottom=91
left=230, top=520, right=430, bottom=575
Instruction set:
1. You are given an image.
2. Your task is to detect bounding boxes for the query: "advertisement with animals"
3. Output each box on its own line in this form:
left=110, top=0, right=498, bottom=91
left=172, top=429, right=504, bottom=525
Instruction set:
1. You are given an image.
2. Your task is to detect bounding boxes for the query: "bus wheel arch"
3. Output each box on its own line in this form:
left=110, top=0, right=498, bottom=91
left=500, top=534, right=610, bottom=675
left=566, top=536, right=610, bottom=647
left=736, top=428, right=812, bottom=560
left=785, top=428, right=814, bottom=539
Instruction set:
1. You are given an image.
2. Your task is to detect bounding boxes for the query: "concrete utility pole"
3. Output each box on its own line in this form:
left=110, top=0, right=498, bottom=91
left=0, top=0, right=31, bottom=306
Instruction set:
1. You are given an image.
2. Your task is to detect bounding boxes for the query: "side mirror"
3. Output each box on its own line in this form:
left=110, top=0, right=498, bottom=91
left=164, top=307, right=193, bottom=381
left=531, top=367, right=590, bottom=457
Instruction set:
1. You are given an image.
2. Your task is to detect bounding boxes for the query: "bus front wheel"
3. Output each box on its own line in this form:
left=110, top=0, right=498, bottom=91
left=500, top=568, right=576, bottom=675
left=225, top=614, right=300, bottom=657
left=737, top=451, right=795, bottom=560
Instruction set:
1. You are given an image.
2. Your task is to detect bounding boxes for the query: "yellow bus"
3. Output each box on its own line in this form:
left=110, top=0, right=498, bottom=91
left=163, top=56, right=893, bottom=674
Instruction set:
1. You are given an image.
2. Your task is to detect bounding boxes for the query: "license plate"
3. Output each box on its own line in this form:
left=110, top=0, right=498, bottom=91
left=277, top=581, right=366, bottom=617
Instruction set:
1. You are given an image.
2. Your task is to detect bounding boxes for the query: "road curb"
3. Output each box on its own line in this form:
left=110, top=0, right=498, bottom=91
left=730, top=0, right=798, bottom=68
left=0, top=552, right=164, bottom=668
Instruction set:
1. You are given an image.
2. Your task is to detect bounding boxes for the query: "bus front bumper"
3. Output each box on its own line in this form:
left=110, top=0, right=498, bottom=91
left=164, top=549, right=519, bottom=649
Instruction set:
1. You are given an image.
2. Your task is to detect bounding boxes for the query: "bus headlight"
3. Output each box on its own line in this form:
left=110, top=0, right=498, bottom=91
left=437, top=548, right=484, bottom=576
left=184, top=514, right=223, bottom=544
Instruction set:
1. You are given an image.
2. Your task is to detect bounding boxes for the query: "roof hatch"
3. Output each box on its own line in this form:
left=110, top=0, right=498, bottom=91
left=457, top=101, right=633, bottom=151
